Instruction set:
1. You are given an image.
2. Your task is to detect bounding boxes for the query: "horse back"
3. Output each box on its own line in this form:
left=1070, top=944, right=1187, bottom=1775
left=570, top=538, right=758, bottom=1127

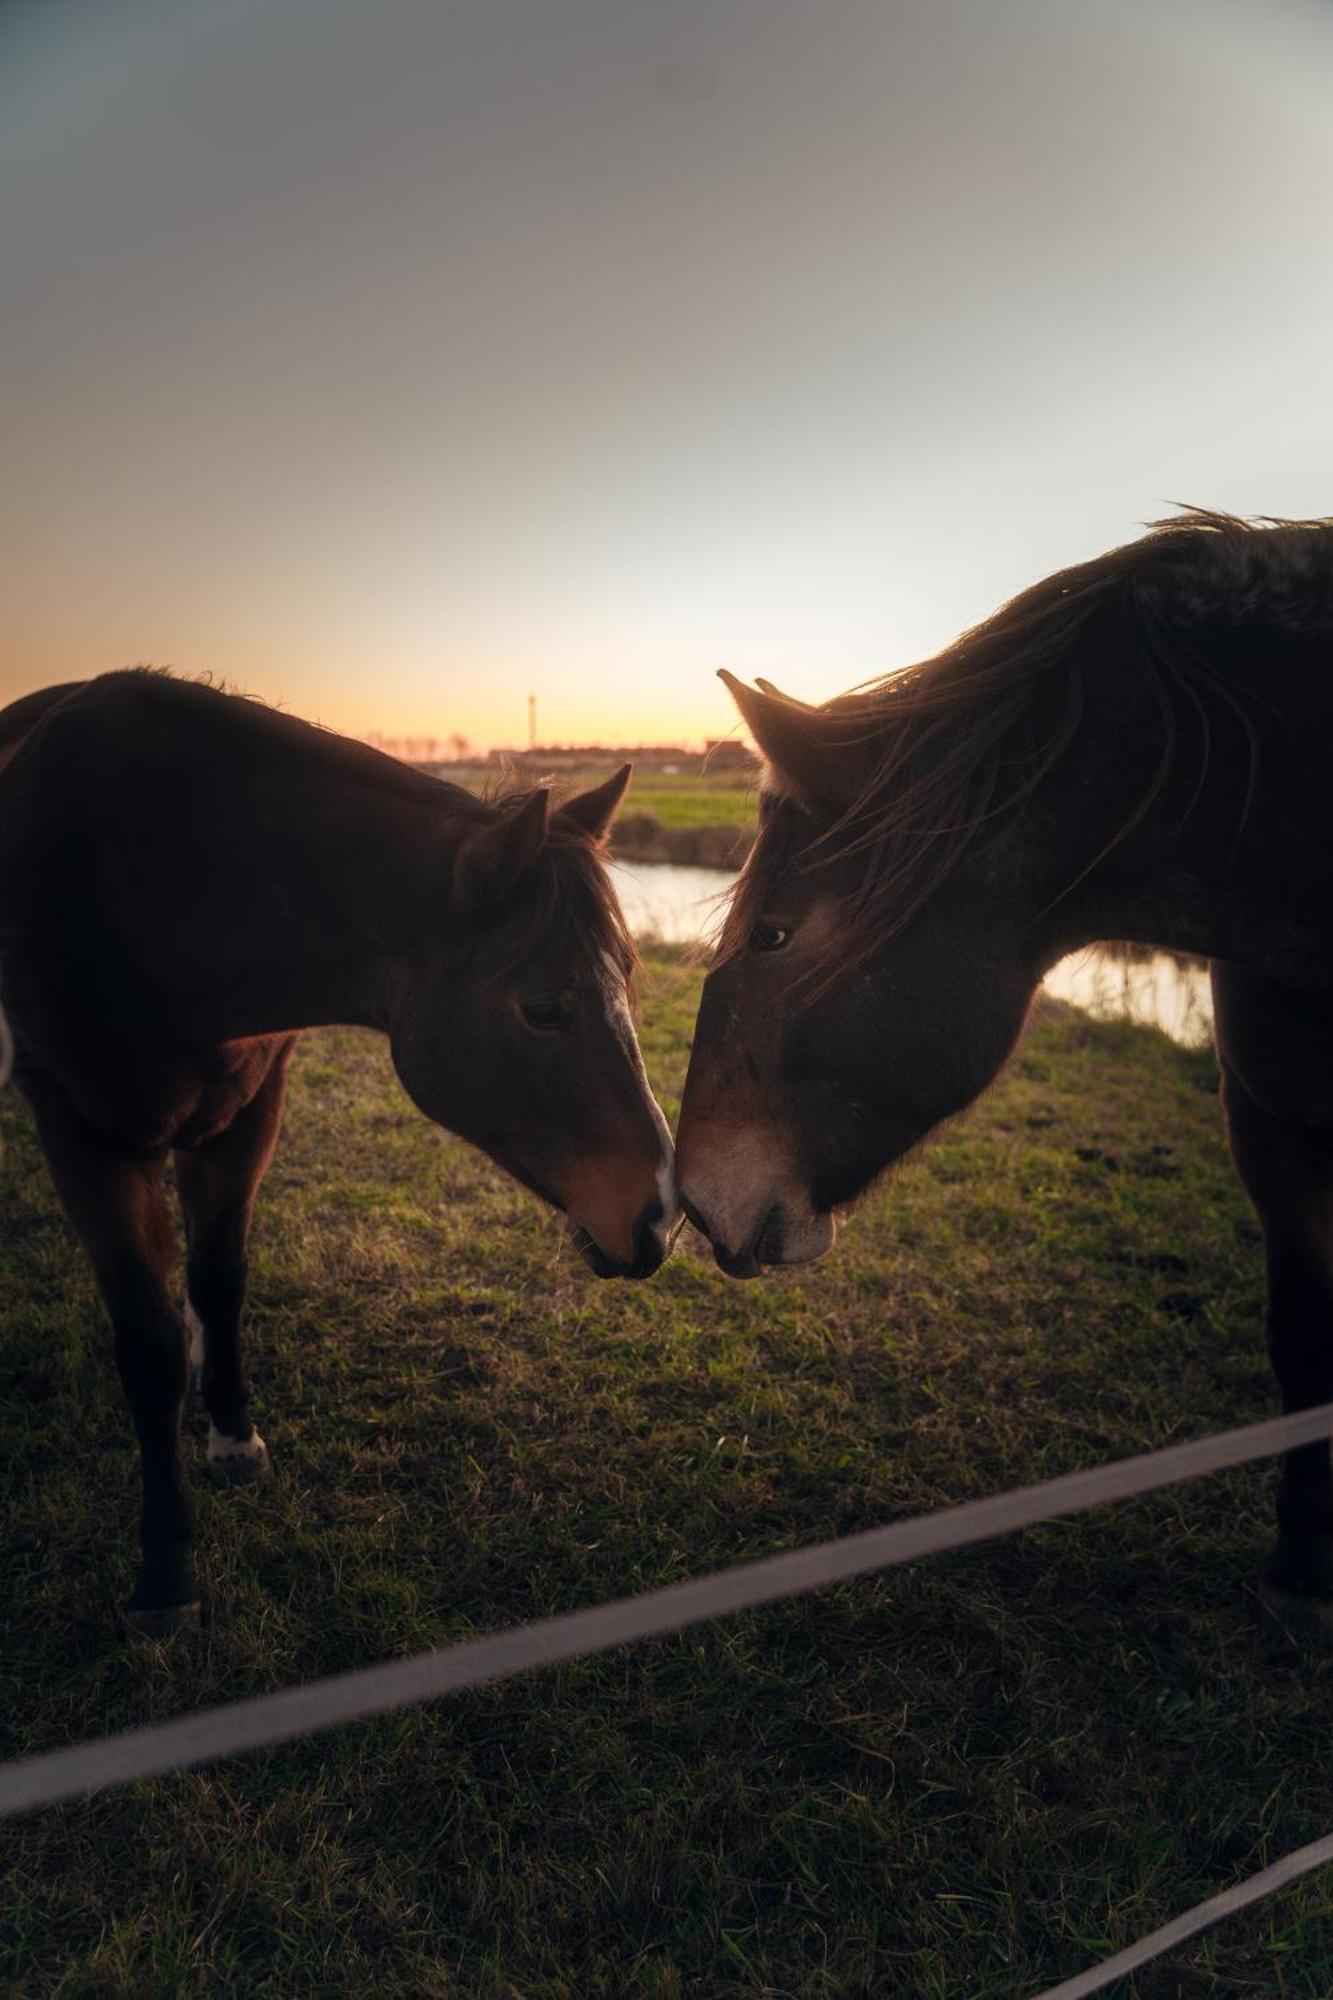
left=0, top=681, right=87, bottom=778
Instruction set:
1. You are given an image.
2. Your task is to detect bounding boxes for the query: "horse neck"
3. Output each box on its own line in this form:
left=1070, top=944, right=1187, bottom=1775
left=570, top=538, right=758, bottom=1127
left=257, top=792, right=460, bottom=1032
left=1024, top=619, right=1333, bottom=979
left=142, top=763, right=466, bottom=1039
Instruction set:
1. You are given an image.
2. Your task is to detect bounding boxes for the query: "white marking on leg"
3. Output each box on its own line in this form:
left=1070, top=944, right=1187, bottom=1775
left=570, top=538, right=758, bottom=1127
left=185, top=1299, right=205, bottom=1370
left=207, top=1423, right=267, bottom=1464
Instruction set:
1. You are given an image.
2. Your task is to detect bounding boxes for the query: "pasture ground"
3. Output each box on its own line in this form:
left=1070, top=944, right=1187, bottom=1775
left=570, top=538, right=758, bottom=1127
left=4, top=950, right=1333, bottom=1996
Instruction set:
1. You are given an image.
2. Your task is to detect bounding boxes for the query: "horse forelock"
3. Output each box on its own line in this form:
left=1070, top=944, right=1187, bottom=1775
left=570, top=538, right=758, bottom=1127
left=483, top=795, right=637, bottom=991
left=716, top=563, right=1103, bottom=991
left=718, top=510, right=1333, bottom=1001
left=716, top=794, right=809, bottom=958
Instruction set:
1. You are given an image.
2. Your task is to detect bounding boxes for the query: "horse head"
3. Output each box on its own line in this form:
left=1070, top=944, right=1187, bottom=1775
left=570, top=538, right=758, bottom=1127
left=677, top=676, right=1037, bottom=1275
left=390, top=768, right=679, bottom=1278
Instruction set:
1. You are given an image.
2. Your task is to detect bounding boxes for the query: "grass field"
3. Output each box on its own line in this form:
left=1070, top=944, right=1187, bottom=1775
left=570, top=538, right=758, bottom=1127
left=442, top=761, right=759, bottom=832
left=5, top=951, right=1333, bottom=1995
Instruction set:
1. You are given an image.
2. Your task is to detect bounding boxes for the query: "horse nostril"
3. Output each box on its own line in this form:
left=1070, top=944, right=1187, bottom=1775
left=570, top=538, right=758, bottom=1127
left=628, top=1204, right=667, bottom=1278
left=576, top=1200, right=669, bottom=1280
left=755, top=1206, right=784, bottom=1265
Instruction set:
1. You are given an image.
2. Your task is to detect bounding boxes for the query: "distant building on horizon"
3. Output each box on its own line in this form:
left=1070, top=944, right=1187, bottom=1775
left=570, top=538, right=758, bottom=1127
left=363, top=733, right=760, bottom=775
left=702, top=737, right=760, bottom=770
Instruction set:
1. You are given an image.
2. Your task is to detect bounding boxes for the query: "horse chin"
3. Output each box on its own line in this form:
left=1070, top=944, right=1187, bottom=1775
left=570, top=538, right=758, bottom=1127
left=754, top=1203, right=837, bottom=1273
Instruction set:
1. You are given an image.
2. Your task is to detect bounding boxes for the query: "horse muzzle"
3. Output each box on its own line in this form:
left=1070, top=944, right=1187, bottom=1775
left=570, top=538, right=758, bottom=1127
left=679, top=1185, right=836, bottom=1278
left=574, top=1196, right=681, bottom=1280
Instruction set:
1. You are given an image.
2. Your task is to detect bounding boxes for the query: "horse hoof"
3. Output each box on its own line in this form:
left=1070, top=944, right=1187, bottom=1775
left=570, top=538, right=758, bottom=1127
left=123, top=1600, right=203, bottom=1642
left=206, top=1436, right=271, bottom=1488
left=1259, top=1578, right=1333, bottom=1642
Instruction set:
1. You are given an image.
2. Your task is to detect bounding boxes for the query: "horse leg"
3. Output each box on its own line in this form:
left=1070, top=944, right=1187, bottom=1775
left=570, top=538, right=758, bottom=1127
left=27, top=1086, right=196, bottom=1635
left=1221, top=1068, right=1333, bottom=1621
left=174, top=1044, right=292, bottom=1489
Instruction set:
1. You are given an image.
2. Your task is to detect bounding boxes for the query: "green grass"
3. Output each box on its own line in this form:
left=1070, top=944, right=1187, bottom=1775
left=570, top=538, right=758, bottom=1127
left=4, top=952, right=1333, bottom=1996
left=623, top=778, right=755, bottom=831
left=446, top=762, right=758, bottom=832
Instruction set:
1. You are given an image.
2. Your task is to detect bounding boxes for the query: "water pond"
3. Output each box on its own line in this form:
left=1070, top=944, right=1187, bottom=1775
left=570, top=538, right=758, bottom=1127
left=610, top=859, right=1214, bottom=1049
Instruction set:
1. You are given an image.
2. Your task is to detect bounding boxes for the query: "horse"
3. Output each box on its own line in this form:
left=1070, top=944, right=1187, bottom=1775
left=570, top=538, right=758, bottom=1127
left=0, top=670, right=677, bottom=1635
left=676, top=507, right=1333, bottom=1629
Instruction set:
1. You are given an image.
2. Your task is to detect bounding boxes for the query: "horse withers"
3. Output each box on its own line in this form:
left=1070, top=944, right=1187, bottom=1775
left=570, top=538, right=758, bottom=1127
left=0, top=670, right=677, bottom=1635
left=677, top=509, right=1333, bottom=1629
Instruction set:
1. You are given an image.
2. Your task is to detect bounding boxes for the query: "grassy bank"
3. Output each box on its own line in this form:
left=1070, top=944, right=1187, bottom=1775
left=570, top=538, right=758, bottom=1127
left=435, top=761, right=757, bottom=867
left=4, top=953, right=1333, bottom=1996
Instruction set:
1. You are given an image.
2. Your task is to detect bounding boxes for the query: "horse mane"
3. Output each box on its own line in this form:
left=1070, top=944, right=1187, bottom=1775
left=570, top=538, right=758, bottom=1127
left=720, top=507, right=1333, bottom=991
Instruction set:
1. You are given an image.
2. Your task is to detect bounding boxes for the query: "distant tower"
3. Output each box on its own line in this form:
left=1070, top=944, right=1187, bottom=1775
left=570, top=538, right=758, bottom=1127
left=528, top=692, right=537, bottom=751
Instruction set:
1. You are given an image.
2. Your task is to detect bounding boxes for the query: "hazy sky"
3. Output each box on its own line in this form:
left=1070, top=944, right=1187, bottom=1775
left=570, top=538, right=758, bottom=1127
left=3, top=0, right=1331, bottom=749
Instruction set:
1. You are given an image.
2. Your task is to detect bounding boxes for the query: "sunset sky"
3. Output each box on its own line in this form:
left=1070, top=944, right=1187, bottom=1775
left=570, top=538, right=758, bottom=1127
left=3, top=0, right=1331, bottom=752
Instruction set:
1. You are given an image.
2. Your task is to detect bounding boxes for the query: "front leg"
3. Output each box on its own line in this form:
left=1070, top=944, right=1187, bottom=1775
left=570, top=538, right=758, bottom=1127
left=27, top=1083, right=198, bottom=1634
left=1220, top=1067, right=1333, bottom=1627
left=175, top=1041, right=292, bottom=1490
left=112, top=1263, right=199, bottom=1632
left=1262, top=1234, right=1333, bottom=1615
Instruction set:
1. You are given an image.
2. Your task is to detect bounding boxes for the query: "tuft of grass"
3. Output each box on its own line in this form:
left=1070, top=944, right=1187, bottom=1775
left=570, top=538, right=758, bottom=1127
left=4, top=950, right=1333, bottom=1996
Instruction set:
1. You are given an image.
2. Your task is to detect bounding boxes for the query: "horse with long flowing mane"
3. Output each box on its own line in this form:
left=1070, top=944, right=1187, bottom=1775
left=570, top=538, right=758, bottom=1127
left=0, top=671, right=676, bottom=1634
left=677, top=507, right=1333, bottom=1627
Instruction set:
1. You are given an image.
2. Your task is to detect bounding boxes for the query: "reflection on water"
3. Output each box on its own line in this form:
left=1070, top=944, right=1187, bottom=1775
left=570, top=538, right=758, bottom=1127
left=1043, top=949, right=1212, bottom=1047
left=611, top=859, right=1215, bottom=1048
left=610, top=860, right=733, bottom=945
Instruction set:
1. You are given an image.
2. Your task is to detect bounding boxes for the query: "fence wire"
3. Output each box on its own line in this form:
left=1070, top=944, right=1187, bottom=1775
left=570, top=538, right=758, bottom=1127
left=5, top=1400, right=1333, bottom=1819
left=1034, top=1829, right=1333, bottom=1999
left=7, top=1400, right=1333, bottom=1992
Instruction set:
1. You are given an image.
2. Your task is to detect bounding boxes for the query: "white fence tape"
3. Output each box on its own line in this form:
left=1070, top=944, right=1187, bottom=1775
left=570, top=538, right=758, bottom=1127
left=1035, top=1829, right=1333, bottom=1999
left=4, top=1399, right=1333, bottom=1823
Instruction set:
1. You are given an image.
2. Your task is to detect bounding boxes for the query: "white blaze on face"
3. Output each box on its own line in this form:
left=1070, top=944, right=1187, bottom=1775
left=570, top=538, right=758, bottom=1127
left=656, top=1152, right=677, bottom=1230
left=600, top=952, right=678, bottom=1227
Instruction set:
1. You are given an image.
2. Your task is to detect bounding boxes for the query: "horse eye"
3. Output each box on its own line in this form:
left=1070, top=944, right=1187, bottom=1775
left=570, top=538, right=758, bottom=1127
left=749, top=923, right=791, bottom=953
left=519, top=992, right=575, bottom=1034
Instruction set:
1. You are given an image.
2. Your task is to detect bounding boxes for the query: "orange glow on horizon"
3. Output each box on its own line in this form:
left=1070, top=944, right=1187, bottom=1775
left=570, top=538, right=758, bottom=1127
left=5, top=0, right=1332, bottom=758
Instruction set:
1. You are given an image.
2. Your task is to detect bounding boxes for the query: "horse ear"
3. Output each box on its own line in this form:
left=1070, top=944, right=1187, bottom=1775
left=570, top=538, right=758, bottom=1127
left=754, top=676, right=815, bottom=709
left=453, top=788, right=550, bottom=915
left=718, top=670, right=850, bottom=811
left=559, top=763, right=632, bottom=844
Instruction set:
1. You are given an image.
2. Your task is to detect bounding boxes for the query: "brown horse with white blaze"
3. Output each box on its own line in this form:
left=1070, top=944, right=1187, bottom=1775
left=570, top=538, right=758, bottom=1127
left=677, top=509, right=1333, bottom=1627
left=0, top=670, right=676, bottom=1634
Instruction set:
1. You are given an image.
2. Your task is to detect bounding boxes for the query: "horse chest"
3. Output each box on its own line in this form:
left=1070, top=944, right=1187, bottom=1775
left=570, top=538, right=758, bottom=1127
left=44, top=1036, right=294, bottom=1155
